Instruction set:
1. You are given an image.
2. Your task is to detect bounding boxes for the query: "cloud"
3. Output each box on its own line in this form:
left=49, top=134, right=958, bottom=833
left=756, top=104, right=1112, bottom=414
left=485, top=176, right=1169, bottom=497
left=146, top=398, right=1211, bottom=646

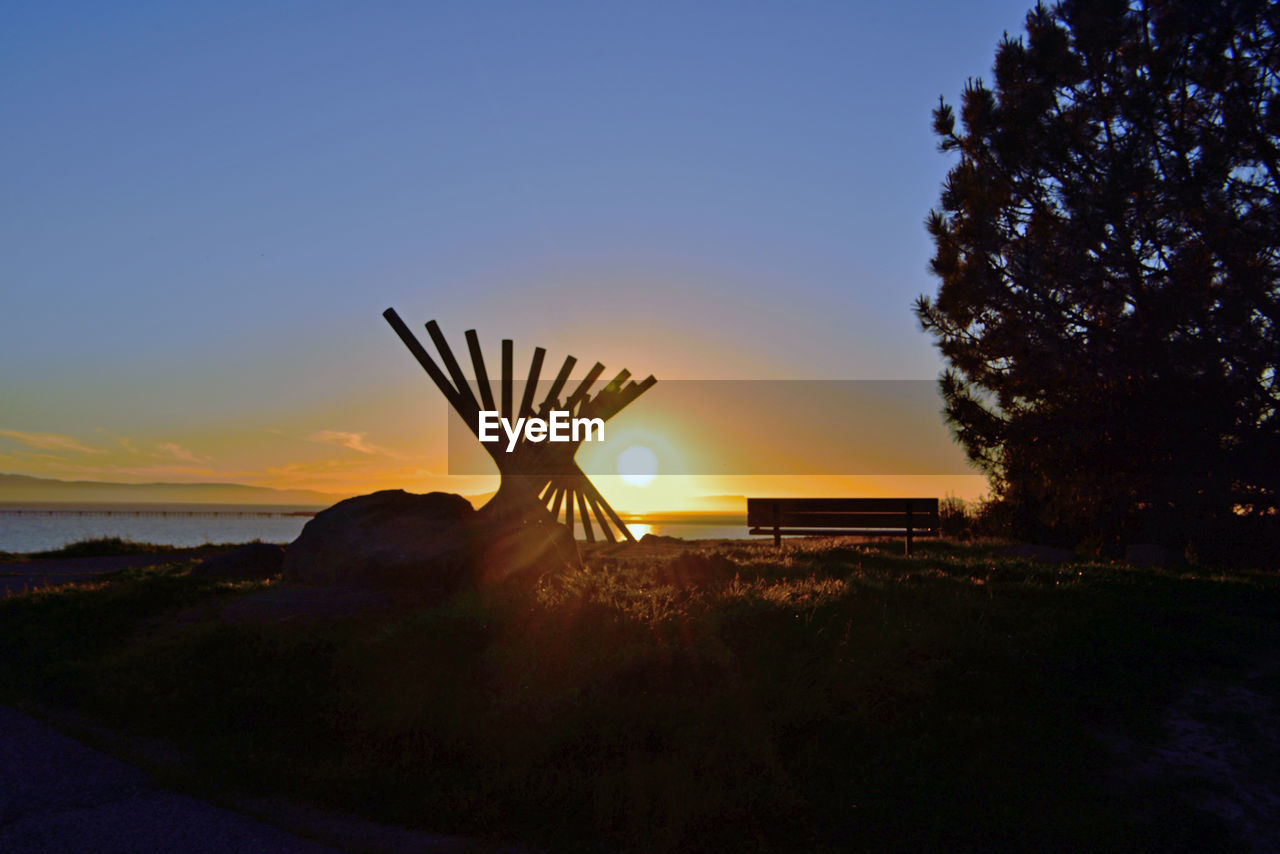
left=262, top=459, right=444, bottom=494
left=1, top=450, right=69, bottom=463
left=154, top=442, right=207, bottom=463
left=306, top=430, right=393, bottom=456
left=0, top=429, right=105, bottom=454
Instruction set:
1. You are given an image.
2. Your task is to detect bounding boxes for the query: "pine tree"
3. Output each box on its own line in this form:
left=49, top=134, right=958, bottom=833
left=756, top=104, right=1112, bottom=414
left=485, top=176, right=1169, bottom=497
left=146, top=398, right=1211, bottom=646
left=916, top=0, right=1279, bottom=556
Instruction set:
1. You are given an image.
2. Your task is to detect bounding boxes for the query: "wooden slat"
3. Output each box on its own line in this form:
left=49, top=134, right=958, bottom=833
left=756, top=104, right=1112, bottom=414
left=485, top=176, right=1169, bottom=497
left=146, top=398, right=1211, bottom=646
left=748, top=528, right=931, bottom=538
left=748, top=497, right=938, bottom=512
left=576, top=491, right=594, bottom=542
left=579, top=476, right=635, bottom=542
left=519, top=347, right=547, bottom=417
left=425, top=321, right=480, bottom=418
left=464, top=329, right=496, bottom=412
left=746, top=511, right=939, bottom=529
left=748, top=499, right=938, bottom=526
left=580, top=369, right=631, bottom=419
left=613, top=374, right=657, bottom=413
left=382, top=309, right=467, bottom=415
left=517, top=478, right=551, bottom=515
left=501, top=339, right=513, bottom=420
left=540, top=355, right=577, bottom=414
left=586, top=491, right=617, bottom=543
left=602, top=369, right=630, bottom=395
left=564, top=361, right=606, bottom=412
left=564, top=486, right=576, bottom=539
left=596, top=374, right=656, bottom=421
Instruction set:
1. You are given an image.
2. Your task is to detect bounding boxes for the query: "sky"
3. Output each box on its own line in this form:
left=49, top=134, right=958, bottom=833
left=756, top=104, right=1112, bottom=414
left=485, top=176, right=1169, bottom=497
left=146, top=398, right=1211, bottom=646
left=2, top=0, right=1036, bottom=511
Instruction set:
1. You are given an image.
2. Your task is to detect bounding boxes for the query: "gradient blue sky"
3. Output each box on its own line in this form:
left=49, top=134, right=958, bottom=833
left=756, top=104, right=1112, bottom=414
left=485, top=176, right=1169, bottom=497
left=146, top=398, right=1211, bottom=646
left=2, top=0, right=1032, bottom=502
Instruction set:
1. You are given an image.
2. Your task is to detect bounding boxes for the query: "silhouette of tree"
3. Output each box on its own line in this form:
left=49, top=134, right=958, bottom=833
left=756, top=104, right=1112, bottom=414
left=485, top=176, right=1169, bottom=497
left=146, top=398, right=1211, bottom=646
left=916, top=0, right=1279, bottom=555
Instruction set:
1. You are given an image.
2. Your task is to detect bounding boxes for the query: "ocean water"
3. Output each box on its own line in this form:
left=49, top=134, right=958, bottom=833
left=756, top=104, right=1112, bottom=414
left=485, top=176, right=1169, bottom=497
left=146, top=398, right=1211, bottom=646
left=0, top=506, right=750, bottom=554
left=0, top=508, right=316, bottom=553
left=614, top=522, right=746, bottom=542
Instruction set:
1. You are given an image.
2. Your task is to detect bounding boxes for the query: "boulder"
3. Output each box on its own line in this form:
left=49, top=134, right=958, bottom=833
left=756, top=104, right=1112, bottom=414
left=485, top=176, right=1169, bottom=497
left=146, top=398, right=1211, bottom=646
left=191, top=542, right=284, bottom=581
left=283, top=490, right=477, bottom=595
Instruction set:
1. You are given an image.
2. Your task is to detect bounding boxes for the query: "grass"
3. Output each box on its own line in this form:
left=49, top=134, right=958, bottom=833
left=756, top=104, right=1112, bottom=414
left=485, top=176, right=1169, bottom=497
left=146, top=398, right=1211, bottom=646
left=0, top=539, right=1276, bottom=851
left=0, top=535, right=187, bottom=562
left=1, top=536, right=273, bottom=562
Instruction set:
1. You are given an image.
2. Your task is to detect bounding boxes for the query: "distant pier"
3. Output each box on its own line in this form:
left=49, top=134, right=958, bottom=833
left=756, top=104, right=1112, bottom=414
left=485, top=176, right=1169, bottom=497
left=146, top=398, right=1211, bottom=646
left=0, top=508, right=316, bottom=518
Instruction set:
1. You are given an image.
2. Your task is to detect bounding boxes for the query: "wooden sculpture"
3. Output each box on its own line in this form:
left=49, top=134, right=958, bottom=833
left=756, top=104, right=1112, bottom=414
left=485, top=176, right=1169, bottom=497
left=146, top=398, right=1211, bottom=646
left=383, top=308, right=656, bottom=542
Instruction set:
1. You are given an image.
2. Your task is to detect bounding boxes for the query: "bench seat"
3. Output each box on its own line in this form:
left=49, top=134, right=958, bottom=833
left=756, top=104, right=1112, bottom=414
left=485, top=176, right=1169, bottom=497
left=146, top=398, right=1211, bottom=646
left=747, top=497, right=940, bottom=555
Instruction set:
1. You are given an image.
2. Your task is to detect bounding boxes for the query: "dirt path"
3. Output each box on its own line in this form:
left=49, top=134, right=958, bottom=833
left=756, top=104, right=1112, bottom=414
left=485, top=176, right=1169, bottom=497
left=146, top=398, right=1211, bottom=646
left=1106, top=657, right=1280, bottom=852
left=0, top=704, right=344, bottom=853
left=1, top=703, right=534, bottom=853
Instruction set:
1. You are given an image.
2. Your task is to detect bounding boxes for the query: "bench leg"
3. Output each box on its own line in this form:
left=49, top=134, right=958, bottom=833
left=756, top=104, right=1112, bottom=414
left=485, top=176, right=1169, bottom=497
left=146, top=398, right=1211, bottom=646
left=774, top=524, right=781, bottom=548
left=905, top=508, right=914, bottom=556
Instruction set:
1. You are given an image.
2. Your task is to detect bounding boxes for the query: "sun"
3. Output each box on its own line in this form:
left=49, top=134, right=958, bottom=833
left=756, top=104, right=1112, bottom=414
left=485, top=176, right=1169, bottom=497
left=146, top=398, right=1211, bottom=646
left=617, top=445, right=658, bottom=486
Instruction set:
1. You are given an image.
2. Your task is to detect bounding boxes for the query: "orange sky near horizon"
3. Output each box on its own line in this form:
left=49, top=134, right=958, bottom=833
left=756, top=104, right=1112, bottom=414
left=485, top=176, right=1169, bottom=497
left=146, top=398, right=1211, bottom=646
left=0, top=364, right=990, bottom=513
left=1, top=296, right=992, bottom=513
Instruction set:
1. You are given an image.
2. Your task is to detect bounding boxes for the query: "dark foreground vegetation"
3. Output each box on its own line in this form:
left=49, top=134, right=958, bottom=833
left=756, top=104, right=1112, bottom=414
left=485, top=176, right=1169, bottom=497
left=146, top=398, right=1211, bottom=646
left=917, top=0, right=1280, bottom=563
left=0, top=535, right=189, bottom=562
left=1, top=538, right=1277, bottom=852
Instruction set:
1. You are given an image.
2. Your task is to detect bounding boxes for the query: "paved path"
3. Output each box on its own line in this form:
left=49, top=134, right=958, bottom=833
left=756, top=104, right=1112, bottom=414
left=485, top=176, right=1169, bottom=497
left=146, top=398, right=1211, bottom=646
left=0, top=704, right=342, bottom=853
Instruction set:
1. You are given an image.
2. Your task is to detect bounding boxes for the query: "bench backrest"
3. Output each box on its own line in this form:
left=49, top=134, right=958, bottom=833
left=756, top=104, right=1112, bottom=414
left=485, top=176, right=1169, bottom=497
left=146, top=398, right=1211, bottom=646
left=747, top=498, right=940, bottom=532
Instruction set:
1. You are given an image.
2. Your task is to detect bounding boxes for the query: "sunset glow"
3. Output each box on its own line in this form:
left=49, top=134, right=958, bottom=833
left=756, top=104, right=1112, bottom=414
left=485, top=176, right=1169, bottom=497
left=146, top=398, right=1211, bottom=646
left=0, top=0, right=1023, bottom=515
left=617, top=445, right=658, bottom=486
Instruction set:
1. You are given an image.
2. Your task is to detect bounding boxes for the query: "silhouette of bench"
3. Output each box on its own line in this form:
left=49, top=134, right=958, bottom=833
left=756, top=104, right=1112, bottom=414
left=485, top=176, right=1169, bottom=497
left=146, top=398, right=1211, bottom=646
left=747, top=497, right=939, bottom=555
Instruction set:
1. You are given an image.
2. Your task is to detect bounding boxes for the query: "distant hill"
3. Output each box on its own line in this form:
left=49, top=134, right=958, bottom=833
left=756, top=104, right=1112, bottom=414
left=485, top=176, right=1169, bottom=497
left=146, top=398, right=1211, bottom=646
left=0, top=473, right=342, bottom=507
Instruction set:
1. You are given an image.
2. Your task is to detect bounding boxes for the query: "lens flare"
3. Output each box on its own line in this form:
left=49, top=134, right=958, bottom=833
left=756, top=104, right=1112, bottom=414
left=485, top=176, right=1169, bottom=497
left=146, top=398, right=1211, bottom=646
left=617, top=445, right=658, bottom=486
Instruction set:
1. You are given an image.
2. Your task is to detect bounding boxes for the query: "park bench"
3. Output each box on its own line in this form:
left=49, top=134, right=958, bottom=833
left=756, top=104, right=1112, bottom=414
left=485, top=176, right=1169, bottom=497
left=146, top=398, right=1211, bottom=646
left=747, top=497, right=940, bottom=555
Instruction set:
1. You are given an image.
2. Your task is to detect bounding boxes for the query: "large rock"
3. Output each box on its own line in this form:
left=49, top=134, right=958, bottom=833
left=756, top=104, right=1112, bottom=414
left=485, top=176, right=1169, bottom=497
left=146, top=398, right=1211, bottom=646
left=283, top=490, right=477, bottom=594
left=282, top=489, right=580, bottom=598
